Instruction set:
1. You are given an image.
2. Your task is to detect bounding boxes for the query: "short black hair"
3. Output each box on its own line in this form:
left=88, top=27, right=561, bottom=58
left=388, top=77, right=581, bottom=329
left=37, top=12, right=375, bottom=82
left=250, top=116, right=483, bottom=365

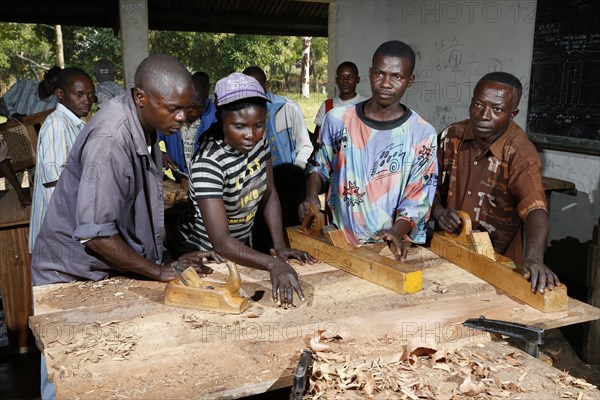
left=337, top=61, right=359, bottom=76
left=45, top=66, right=62, bottom=81
left=134, top=54, right=191, bottom=95
left=242, top=66, right=267, bottom=88
left=56, top=67, right=92, bottom=90
left=372, top=41, right=416, bottom=74
left=476, top=72, right=523, bottom=104
left=192, top=71, right=210, bottom=101
left=192, top=71, right=210, bottom=88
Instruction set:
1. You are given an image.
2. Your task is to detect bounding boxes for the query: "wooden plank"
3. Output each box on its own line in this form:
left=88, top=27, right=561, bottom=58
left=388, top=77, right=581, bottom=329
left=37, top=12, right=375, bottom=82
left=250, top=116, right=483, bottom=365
left=287, top=226, right=422, bottom=294
left=583, top=223, right=600, bottom=363
left=29, top=263, right=599, bottom=400
left=430, top=231, right=568, bottom=312
left=542, top=176, right=577, bottom=195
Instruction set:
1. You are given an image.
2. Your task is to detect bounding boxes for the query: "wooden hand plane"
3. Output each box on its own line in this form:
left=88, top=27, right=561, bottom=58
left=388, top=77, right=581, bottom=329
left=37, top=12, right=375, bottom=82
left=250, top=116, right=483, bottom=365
left=286, top=205, right=422, bottom=294
left=164, top=261, right=250, bottom=314
left=430, top=210, right=568, bottom=312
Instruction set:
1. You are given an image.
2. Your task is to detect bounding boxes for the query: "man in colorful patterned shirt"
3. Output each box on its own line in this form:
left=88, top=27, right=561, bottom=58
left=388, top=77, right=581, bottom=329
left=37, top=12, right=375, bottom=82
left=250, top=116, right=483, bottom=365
left=29, top=68, right=96, bottom=252
left=433, top=72, right=560, bottom=294
left=300, top=40, right=438, bottom=262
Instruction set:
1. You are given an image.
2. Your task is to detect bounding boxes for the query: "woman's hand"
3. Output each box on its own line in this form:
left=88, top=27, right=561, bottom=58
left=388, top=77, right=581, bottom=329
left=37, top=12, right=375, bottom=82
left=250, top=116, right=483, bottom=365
left=268, top=258, right=305, bottom=307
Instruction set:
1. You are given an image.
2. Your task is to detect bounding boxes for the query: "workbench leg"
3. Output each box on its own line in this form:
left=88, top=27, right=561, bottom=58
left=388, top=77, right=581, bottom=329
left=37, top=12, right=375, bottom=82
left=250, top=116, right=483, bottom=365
left=582, top=223, right=599, bottom=364
left=0, top=225, right=34, bottom=349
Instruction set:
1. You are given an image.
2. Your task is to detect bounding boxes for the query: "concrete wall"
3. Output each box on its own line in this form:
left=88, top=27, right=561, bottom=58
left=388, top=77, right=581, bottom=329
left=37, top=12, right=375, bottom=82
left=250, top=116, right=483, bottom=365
left=331, top=0, right=600, bottom=245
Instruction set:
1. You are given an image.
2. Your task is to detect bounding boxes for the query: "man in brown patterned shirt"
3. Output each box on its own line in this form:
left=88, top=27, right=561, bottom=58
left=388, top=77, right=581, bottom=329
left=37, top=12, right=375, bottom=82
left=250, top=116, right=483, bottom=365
left=433, top=72, right=560, bottom=294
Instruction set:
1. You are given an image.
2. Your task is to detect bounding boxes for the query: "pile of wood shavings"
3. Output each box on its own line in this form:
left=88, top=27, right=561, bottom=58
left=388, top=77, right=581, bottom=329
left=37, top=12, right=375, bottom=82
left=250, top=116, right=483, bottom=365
left=305, top=337, right=599, bottom=400
left=54, top=319, right=140, bottom=377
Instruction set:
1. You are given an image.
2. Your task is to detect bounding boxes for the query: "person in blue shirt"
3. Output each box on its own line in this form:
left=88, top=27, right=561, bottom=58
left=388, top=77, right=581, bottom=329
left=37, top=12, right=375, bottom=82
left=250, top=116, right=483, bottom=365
left=159, top=71, right=217, bottom=179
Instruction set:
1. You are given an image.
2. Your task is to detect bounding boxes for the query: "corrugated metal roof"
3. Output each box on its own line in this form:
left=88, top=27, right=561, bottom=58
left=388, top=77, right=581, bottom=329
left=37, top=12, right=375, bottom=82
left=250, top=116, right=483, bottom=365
left=1, top=0, right=330, bottom=36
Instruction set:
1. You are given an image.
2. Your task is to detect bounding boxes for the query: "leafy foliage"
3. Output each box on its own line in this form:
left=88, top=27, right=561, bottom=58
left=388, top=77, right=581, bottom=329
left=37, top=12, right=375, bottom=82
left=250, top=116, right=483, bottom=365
left=61, top=26, right=122, bottom=81
left=0, top=23, right=54, bottom=88
left=0, top=23, right=328, bottom=95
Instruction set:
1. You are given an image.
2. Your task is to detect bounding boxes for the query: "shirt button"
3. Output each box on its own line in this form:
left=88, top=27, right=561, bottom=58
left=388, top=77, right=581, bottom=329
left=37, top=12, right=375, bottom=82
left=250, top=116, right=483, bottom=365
left=473, top=161, right=478, bottom=165
left=467, top=190, right=472, bottom=195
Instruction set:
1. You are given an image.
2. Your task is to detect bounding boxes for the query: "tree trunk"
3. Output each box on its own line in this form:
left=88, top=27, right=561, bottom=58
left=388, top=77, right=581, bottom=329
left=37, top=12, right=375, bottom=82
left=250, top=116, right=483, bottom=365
left=301, top=36, right=311, bottom=98
left=55, top=25, right=65, bottom=68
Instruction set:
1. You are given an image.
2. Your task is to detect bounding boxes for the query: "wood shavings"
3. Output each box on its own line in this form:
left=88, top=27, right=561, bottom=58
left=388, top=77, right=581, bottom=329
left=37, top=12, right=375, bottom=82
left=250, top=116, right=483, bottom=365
left=310, top=336, right=330, bottom=352
left=181, top=313, right=208, bottom=329
left=356, top=371, right=376, bottom=397
left=243, top=304, right=264, bottom=318
left=505, top=351, right=524, bottom=366
left=59, top=319, right=140, bottom=370
left=400, top=387, right=420, bottom=399
left=459, top=375, right=486, bottom=395
left=435, top=285, right=448, bottom=294
left=305, top=341, right=599, bottom=399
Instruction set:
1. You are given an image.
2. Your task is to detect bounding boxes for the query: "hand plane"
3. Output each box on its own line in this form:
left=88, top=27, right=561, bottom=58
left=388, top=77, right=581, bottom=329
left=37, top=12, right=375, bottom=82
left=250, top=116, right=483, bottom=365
left=164, top=261, right=250, bottom=314
left=430, top=210, right=568, bottom=312
left=286, top=205, right=423, bottom=294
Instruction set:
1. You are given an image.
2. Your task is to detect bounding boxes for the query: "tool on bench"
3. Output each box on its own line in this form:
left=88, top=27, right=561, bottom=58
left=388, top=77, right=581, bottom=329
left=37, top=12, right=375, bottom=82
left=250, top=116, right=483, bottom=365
left=164, top=261, right=250, bottom=314
left=289, top=349, right=313, bottom=400
left=286, top=205, right=422, bottom=294
left=430, top=210, right=568, bottom=312
left=464, top=316, right=545, bottom=357
left=172, top=262, right=208, bottom=288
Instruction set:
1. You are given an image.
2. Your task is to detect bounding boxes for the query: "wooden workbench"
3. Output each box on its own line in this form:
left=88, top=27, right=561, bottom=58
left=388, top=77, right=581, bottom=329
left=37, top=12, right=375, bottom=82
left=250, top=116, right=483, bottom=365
left=29, top=246, right=599, bottom=399
left=0, top=189, right=33, bottom=349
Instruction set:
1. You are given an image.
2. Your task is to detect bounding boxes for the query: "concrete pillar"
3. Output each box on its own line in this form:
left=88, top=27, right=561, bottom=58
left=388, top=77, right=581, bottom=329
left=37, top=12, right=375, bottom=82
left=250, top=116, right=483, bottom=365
left=327, top=2, right=338, bottom=98
left=119, top=0, right=149, bottom=89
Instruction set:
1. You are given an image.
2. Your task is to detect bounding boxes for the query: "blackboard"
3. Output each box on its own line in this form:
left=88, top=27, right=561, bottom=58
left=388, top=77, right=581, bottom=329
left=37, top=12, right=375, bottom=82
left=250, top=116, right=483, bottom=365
left=526, top=0, right=600, bottom=154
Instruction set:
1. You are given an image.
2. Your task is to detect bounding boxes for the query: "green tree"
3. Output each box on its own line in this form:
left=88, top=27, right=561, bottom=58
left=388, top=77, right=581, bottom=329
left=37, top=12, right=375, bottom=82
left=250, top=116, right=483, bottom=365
left=149, top=31, right=315, bottom=93
left=61, top=26, right=122, bottom=82
left=311, top=37, right=328, bottom=92
left=1, top=23, right=327, bottom=95
left=0, top=23, right=54, bottom=90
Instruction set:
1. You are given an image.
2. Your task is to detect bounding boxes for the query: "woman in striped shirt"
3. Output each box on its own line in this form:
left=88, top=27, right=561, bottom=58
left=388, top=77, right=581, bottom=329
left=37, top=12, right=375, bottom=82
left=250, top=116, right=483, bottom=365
left=172, top=73, right=316, bottom=308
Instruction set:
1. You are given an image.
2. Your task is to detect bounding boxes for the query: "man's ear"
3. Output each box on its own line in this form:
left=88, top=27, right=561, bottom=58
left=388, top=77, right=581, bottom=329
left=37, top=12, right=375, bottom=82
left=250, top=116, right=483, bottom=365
left=55, top=88, right=64, bottom=102
left=407, top=74, right=416, bottom=88
left=133, top=88, right=145, bottom=107
left=510, top=108, right=520, bottom=120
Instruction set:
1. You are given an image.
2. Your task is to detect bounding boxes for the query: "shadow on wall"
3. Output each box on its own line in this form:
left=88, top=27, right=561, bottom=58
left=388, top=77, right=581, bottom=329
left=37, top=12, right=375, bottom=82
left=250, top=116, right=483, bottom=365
left=546, top=189, right=599, bottom=299
left=544, top=187, right=600, bottom=363
left=545, top=236, right=590, bottom=299
left=548, top=190, right=599, bottom=244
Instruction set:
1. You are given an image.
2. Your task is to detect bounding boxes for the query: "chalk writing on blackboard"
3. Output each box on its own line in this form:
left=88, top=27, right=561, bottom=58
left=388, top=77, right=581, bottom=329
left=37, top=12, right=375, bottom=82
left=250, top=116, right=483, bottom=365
left=526, top=0, right=600, bottom=154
